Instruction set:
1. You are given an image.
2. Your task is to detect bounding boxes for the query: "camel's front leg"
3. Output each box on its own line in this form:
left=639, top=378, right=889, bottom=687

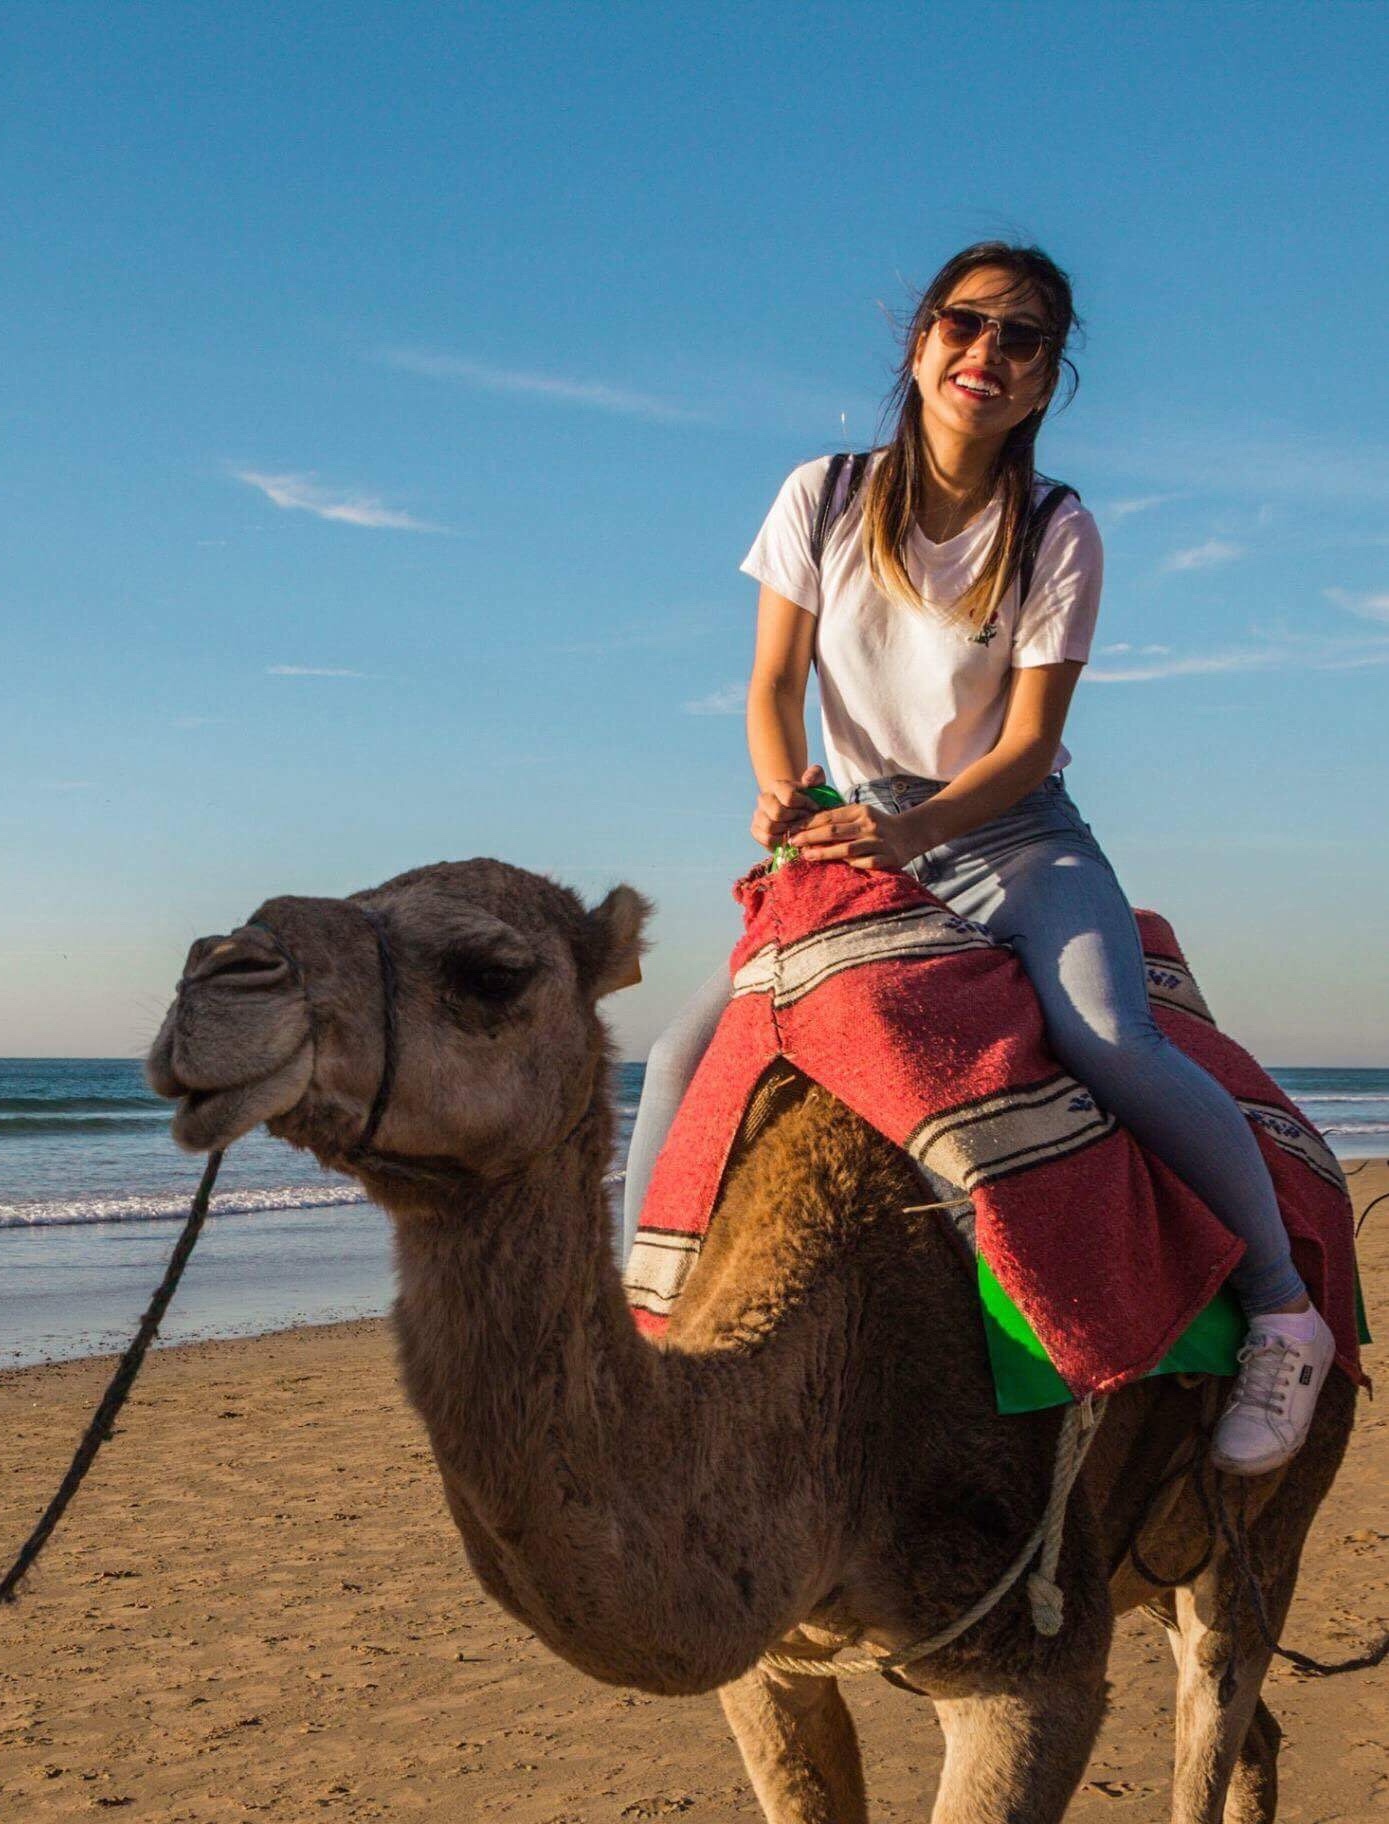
left=718, top=1653, right=868, bottom=1824
left=929, top=1670, right=1108, bottom=1824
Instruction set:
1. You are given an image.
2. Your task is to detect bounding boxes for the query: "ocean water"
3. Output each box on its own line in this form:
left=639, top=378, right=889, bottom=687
left=0, top=1058, right=641, bottom=1369
left=0, top=1058, right=1384, bottom=1370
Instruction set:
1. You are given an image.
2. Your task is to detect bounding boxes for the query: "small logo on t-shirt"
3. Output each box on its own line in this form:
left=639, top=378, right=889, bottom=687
left=970, top=614, right=1000, bottom=647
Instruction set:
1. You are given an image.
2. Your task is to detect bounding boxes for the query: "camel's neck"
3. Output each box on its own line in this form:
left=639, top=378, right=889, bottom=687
left=379, top=1066, right=828, bottom=1695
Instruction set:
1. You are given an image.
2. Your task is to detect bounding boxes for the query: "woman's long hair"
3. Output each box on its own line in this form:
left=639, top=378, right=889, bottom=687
left=860, top=242, right=1081, bottom=628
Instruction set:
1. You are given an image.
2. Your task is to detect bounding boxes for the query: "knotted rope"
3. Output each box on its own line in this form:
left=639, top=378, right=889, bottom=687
left=759, top=1393, right=1107, bottom=1680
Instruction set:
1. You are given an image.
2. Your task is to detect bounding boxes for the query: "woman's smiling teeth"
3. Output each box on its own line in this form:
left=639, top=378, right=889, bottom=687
left=950, top=371, right=1005, bottom=400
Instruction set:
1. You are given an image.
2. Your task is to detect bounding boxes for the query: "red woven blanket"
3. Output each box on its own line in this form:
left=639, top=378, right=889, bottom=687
left=624, top=859, right=1363, bottom=1399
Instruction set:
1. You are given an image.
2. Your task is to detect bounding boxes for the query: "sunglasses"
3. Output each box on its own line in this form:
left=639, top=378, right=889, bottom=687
left=928, top=306, right=1050, bottom=366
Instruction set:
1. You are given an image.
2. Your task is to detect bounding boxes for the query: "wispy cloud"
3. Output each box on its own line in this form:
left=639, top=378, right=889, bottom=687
left=1098, top=493, right=1180, bottom=527
left=1164, top=539, right=1244, bottom=572
left=1290, top=645, right=1389, bottom=669
left=1087, top=633, right=1389, bottom=683
left=234, top=469, right=445, bottom=532
left=1324, top=586, right=1389, bottom=624
left=1087, top=649, right=1278, bottom=683
left=1073, top=427, right=1389, bottom=507
left=266, top=664, right=371, bottom=679
left=554, top=622, right=711, bottom=656
left=1097, top=642, right=1171, bottom=656
left=382, top=348, right=702, bottom=424
left=684, top=682, right=747, bottom=716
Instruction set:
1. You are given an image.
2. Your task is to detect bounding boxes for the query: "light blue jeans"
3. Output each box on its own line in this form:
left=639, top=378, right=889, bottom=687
left=621, top=772, right=1306, bottom=1319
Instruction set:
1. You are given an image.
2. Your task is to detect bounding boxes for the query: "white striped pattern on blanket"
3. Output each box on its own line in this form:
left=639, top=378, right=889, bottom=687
left=623, top=909, right=1340, bottom=1327
left=905, top=1074, right=1116, bottom=1192
left=623, top=1087, right=1345, bottom=1324
left=1237, top=1097, right=1346, bottom=1191
left=730, top=904, right=996, bottom=1007
left=624, top=1228, right=701, bottom=1321
left=1143, top=952, right=1214, bottom=1025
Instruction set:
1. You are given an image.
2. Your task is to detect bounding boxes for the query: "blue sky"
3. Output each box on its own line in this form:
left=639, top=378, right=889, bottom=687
left=3, top=1, right=1387, bottom=1065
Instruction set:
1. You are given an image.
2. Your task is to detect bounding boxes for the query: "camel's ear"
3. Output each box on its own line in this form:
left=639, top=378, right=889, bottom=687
left=579, top=884, right=653, bottom=998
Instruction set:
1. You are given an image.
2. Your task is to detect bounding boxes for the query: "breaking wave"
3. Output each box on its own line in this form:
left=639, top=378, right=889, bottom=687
left=2, top=1168, right=629, bottom=1230
left=0, top=1095, right=162, bottom=1113
left=0, top=1183, right=370, bottom=1231
left=1, top=1114, right=170, bottom=1134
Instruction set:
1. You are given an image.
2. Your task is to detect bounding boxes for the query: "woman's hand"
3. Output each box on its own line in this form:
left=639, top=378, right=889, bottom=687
left=789, top=801, right=925, bottom=873
left=751, top=765, right=827, bottom=851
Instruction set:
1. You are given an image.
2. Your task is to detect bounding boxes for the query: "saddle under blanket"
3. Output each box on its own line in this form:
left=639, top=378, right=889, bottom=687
left=624, top=858, right=1364, bottom=1400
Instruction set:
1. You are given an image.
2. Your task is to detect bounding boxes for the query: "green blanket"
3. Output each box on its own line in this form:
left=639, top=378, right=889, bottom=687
left=979, top=1254, right=1370, bottom=1414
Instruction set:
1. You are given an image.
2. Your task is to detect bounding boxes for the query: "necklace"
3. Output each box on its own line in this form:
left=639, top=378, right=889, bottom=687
left=920, top=478, right=990, bottom=545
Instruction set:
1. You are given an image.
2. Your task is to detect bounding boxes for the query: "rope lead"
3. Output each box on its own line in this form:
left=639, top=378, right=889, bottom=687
left=0, top=1150, right=225, bottom=1605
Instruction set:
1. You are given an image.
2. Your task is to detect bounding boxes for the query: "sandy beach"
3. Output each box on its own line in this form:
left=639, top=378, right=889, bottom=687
left=1, top=1162, right=1385, bottom=1822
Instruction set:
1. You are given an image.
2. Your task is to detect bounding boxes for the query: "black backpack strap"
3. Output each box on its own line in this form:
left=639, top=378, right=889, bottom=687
left=810, top=461, right=1075, bottom=598
left=1018, top=481, right=1079, bottom=605
left=810, top=451, right=871, bottom=569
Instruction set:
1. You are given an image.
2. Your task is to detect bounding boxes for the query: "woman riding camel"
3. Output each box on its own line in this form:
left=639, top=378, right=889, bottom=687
left=623, top=240, right=1335, bottom=1476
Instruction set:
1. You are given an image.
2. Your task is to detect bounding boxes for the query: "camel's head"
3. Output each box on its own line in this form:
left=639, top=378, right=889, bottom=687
left=147, top=859, right=650, bottom=1179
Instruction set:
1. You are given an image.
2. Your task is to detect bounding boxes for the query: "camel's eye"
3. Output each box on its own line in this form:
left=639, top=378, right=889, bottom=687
left=438, top=946, right=534, bottom=1009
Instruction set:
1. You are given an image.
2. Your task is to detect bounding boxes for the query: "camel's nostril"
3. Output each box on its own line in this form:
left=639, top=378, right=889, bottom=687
left=211, top=957, right=283, bottom=980
left=185, top=934, right=292, bottom=990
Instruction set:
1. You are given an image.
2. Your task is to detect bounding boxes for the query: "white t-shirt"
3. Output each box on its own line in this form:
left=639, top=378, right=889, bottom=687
left=739, top=455, right=1103, bottom=786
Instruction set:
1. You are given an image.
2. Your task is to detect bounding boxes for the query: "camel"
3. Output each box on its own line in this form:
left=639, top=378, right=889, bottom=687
left=147, top=857, right=1356, bottom=1824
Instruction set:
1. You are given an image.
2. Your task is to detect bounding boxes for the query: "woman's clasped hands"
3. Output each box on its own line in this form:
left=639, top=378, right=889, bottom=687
left=751, top=765, right=923, bottom=873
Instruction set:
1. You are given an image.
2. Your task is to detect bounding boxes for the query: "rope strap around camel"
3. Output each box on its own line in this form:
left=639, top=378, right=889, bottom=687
left=759, top=1394, right=1107, bottom=1681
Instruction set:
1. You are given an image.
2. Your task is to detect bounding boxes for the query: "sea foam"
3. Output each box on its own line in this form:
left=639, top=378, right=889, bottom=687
left=0, top=1183, right=370, bottom=1230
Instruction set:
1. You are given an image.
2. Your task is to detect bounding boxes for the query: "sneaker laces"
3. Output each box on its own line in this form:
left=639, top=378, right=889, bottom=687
left=1228, top=1334, right=1296, bottom=1418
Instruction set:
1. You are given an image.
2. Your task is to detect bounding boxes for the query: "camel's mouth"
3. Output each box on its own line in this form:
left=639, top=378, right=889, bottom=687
left=162, top=1046, right=315, bottom=1152
left=148, top=925, right=316, bottom=1153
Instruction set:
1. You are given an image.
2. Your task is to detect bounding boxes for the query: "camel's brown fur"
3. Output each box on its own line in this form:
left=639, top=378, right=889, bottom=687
left=148, top=857, right=1356, bottom=1823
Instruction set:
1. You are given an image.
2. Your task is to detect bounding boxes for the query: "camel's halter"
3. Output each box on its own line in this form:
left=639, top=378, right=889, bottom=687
left=243, top=903, right=400, bottom=1160
left=251, top=905, right=595, bottom=1186
left=0, top=902, right=403, bottom=1605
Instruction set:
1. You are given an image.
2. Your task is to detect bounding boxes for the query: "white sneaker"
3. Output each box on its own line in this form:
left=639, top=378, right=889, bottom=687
left=1209, top=1311, right=1337, bottom=1477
